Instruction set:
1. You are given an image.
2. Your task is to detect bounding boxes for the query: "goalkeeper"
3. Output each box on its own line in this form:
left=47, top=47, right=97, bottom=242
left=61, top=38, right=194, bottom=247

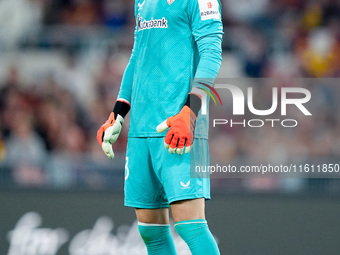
left=97, top=0, right=223, bottom=254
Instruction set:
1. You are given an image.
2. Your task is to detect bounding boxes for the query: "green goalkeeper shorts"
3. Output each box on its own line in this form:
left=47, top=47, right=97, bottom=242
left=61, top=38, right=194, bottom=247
left=124, top=137, right=210, bottom=209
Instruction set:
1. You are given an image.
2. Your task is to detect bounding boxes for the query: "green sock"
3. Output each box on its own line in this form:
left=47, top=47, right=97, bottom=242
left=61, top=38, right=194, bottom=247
left=175, top=219, right=220, bottom=255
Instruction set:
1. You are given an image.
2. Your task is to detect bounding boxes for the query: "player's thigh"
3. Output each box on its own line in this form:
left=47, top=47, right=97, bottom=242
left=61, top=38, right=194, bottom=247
left=135, top=208, right=170, bottom=224
left=170, top=198, right=205, bottom=223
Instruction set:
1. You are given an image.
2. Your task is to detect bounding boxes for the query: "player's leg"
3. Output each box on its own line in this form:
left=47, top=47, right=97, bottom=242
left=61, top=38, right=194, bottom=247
left=171, top=198, right=220, bottom=255
left=170, top=197, right=205, bottom=222
left=149, top=137, right=220, bottom=255
left=124, top=138, right=176, bottom=255
left=136, top=208, right=170, bottom=224
left=135, top=208, right=176, bottom=255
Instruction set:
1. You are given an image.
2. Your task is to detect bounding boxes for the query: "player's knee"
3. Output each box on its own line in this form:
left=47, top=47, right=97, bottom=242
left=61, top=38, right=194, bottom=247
left=138, top=222, right=177, bottom=255
left=174, top=219, right=208, bottom=241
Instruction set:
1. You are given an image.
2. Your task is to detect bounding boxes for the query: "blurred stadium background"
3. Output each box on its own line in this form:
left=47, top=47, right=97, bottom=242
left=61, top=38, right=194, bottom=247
left=1, top=0, right=340, bottom=255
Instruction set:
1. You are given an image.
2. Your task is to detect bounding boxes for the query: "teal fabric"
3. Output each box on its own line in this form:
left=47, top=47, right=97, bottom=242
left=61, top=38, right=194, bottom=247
left=138, top=223, right=177, bottom=255
left=124, top=137, right=210, bottom=208
left=118, top=0, right=223, bottom=138
left=175, top=219, right=220, bottom=255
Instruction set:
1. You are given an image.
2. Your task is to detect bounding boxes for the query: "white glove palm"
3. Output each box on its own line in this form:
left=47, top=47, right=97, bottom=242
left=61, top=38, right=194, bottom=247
left=97, top=114, right=124, bottom=159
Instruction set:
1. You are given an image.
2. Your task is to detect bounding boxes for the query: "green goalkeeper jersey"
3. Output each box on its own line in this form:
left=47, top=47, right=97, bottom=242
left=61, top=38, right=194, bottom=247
left=118, top=0, right=223, bottom=138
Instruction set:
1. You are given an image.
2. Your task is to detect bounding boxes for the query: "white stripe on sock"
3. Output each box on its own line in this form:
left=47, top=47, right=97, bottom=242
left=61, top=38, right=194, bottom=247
left=138, top=222, right=170, bottom=227
left=174, top=221, right=207, bottom=227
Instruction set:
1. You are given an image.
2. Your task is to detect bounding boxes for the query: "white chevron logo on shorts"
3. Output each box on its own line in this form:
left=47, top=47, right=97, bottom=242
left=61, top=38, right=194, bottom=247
left=180, top=180, right=190, bottom=189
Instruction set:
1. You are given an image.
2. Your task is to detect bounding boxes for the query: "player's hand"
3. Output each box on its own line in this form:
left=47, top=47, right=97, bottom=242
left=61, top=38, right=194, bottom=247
left=156, top=105, right=196, bottom=155
left=97, top=113, right=124, bottom=159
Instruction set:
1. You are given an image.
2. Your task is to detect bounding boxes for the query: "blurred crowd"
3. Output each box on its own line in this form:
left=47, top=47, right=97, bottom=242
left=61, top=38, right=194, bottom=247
left=0, top=57, right=130, bottom=188
left=0, top=0, right=340, bottom=192
left=222, top=0, right=340, bottom=78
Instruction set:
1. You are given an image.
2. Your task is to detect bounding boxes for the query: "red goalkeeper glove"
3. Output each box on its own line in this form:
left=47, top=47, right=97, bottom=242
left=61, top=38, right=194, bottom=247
left=156, top=94, right=201, bottom=155
left=97, top=100, right=130, bottom=159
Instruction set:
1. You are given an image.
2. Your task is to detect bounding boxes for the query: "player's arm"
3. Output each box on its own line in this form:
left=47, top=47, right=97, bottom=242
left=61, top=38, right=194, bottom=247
left=117, top=18, right=140, bottom=103
left=156, top=0, right=223, bottom=155
left=97, top=5, right=140, bottom=159
left=190, top=0, right=223, bottom=87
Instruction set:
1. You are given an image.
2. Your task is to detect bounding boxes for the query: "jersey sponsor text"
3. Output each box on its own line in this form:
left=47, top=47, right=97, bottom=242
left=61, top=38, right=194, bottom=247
left=137, top=15, right=168, bottom=31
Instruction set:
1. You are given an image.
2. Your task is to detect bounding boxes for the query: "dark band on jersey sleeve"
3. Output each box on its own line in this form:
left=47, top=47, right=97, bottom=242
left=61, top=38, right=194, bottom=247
left=185, top=93, right=201, bottom=117
left=113, top=100, right=131, bottom=119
